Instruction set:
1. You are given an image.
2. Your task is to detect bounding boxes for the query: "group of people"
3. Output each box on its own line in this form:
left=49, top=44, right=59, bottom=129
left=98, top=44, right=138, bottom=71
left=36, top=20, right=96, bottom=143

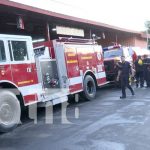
left=116, top=55, right=150, bottom=99
left=134, top=55, right=150, bottom=88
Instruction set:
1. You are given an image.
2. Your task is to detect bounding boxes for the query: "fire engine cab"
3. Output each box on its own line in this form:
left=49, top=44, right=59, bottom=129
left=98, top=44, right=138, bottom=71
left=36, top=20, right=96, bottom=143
left=103, top=44, right=132, bottom=82
left=0, top=34, right=107, bottom=132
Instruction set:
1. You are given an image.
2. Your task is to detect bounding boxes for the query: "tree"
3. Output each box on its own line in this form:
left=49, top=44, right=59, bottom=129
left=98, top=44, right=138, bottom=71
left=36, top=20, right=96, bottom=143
left=145, top=21, right=150, bottom=33
left=145, top=21, right=150, bottom=49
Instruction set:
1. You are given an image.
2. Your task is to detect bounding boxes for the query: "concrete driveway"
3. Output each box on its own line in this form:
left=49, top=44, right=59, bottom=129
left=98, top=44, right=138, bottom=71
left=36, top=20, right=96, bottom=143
left=0, top=85, right=150, bottom=150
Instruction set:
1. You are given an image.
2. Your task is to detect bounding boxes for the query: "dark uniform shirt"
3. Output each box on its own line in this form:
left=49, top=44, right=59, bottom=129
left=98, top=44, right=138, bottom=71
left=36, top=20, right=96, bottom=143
left=143, top=58, right=150, bottom=81
left=143, top=58, right=150, bottom=67
left=134, top=59, right=144, bottom=72
left=119, top=61, right=131, bottom=77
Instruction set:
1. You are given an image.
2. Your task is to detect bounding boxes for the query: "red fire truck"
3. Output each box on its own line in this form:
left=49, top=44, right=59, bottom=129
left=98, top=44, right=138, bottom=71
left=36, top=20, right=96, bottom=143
left=103, top=45, right=132, bottom=84
left=0, top=34, right=107, bottom=132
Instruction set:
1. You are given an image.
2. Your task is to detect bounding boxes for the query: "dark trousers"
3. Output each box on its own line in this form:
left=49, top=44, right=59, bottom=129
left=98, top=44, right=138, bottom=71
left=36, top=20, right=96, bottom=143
left=145, top=70, right=150, bottom=87
left=136, top=71, right=144, bottom=87
left=121, top=76, right=134, bottom=97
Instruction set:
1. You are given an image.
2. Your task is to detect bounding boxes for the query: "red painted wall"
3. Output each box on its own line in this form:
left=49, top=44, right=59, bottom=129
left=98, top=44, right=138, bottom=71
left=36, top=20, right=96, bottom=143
left=99, top=32, right=147, bottom=48
left=134, top=37, right=147, bottom=48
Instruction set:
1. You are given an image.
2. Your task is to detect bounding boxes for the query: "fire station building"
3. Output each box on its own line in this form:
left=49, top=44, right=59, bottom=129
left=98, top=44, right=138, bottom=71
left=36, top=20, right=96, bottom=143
left=0, top=0, right=148, bottom=48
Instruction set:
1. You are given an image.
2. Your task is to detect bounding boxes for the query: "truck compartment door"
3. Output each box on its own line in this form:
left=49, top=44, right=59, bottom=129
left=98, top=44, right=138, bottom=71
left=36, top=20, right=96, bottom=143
left=53, top=43, right=69, bottom=92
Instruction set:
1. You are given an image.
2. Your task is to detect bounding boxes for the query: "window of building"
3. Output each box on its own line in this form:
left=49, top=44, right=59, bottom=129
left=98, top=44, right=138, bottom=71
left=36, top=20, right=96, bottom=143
left=0, top=40, right=6, bottom=62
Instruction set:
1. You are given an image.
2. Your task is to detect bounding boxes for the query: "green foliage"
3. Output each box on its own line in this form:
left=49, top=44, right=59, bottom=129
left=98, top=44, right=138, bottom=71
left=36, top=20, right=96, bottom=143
left=145, top=21, right=150, bottom=49
left=145, top=21, right=150, bottom=28
left=145, top=21, right=150, bottom=34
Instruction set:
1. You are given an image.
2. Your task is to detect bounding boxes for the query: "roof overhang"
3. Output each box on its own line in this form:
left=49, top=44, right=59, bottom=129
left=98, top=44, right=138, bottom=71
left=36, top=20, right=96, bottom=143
left=0, top=0, right=143, bottom=35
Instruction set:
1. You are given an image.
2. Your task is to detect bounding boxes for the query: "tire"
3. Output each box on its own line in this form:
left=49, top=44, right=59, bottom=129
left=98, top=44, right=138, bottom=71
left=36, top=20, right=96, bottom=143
left=82, top=75, right=96, bottom=100
left=0, top=90, right=21, bottom=132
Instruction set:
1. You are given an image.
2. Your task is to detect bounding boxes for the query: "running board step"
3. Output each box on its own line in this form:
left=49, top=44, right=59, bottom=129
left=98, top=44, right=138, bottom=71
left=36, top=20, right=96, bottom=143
left=38, top=96, right=68, bottom=107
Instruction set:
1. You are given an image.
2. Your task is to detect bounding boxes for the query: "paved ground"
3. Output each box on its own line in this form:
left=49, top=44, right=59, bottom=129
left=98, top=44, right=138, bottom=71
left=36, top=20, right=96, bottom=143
left=1, top=85, right=150, bottom=150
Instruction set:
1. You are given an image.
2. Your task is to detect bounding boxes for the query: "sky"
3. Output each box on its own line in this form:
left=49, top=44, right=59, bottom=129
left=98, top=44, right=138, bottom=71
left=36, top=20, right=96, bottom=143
left=10, top=0, right=150, bottom=31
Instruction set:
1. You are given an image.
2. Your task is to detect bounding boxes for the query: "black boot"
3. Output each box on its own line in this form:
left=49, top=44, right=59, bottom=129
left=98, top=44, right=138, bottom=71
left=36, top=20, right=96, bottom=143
left=120, top=96, right=126, bottom=99
left=132, top=91, right=135, bottom=96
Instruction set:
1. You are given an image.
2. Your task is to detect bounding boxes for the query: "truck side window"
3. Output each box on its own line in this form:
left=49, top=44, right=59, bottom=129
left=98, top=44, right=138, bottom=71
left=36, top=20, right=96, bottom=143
left=11, top=41, right=29, bottom=61
left=0, top=40, right=6, bottom=62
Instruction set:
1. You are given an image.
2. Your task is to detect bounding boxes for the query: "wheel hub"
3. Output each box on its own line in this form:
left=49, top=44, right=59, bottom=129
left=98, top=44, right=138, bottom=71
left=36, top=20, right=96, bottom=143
left=87, top=81, right=94, bottom=94
left=0, top=102, right=14, bottom=125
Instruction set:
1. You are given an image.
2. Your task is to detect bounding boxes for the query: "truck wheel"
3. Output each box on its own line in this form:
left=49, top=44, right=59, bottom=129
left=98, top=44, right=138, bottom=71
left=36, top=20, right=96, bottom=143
left=0, top=90, right=21, bottom=132
left=82, top=75, right=96, bottom=100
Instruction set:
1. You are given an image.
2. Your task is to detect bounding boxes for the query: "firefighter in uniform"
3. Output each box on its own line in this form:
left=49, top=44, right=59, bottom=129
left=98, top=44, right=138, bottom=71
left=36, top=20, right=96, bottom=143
left=143, top=55, right=150, bottom=87
left=134, top=56, right=144, bottom=88
left=117, top=56, right=135, bottom=99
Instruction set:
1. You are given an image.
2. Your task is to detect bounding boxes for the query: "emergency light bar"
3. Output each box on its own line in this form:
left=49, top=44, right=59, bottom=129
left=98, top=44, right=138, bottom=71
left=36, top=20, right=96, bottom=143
left=103, top=44, right=121, bottom=52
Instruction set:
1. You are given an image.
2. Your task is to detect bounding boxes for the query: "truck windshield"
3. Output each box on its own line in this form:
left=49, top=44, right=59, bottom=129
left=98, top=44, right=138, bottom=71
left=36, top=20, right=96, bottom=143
left=104, top=48, right=123, bottom=58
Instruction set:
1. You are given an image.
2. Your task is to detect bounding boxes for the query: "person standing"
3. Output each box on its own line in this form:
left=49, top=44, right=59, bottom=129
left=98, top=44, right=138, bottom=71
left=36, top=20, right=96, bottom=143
left=134, top=56, right=144, bottom=88
left=143, top=55, right=150, bottom=87
left=146, top=65, right=150, bottom=87
left=116, top=56, right=135, bottom=99
left=132, top=51, right=137, bottom=63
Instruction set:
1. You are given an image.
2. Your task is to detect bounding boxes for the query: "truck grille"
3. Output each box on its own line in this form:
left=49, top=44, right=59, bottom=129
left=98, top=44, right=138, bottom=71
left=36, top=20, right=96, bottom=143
left=104, top=60, right=115, bottom=73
